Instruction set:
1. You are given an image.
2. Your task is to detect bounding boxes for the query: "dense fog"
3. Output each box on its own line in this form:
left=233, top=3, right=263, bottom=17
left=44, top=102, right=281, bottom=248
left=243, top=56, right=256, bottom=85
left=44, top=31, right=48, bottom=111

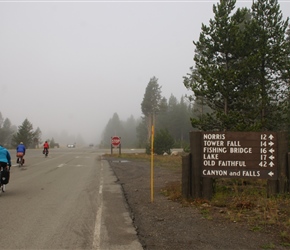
left=0, top=1, right=289, bottom=146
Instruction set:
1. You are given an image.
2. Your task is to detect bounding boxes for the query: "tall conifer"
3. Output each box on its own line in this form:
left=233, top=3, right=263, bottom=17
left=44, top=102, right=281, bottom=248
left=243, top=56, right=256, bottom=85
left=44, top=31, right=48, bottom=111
left=249, top=0, right=289, bottom=130
left=184, top=0, right=289, bottom=132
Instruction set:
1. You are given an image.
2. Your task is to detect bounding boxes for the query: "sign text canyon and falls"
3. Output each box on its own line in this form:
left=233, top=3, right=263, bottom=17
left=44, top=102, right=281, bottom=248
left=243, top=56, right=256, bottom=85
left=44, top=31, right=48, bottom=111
left=202, top=132, right=277, bottom=179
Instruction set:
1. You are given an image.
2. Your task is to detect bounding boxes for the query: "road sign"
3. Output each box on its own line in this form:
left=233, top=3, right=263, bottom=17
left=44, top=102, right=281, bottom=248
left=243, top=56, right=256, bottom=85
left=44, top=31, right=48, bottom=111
left=111, top=136, right=121, bottom=147
left=202, top=132, right=277, bottom=179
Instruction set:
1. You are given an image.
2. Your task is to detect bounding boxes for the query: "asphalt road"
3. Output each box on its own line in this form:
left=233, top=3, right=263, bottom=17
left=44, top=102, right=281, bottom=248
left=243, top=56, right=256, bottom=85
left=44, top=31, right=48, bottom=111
left=0, top=147, right=142, bottom=250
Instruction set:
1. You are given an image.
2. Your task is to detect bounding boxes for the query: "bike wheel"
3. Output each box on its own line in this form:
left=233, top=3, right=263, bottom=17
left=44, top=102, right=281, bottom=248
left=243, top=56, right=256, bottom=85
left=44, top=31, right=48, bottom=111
left=0, top=184, right=4, bottom=193
left=18, top=157, right=24, bottom=167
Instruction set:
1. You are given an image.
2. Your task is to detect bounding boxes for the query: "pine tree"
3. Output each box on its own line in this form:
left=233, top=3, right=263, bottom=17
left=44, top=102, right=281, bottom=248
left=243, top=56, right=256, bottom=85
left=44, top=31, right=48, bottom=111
left=154, top=129, right=175, bottom=155
left=248, top=0, right=289, bottom=130
left=136, top=117, right=147, bottom=148
left=122, top=115, right=138, bottom=148
left=0, top=118, right=14, bottom=148
left=155, top=97, right=168, bottom=132
left=175, top=96, right=193, bottom=146
left=12, top=118, right=35, bottom=148
left=184, top=0, right=251, bottom=131
left=141, top=76, right=162, bottom=143
left=154, top=95, right=192, bottom=147
left=184, top=0, right=289, bottom=132
left=101, top=113, right=125, bottom=148
left=284, top=24, right=290, bottom=148
left=32, top=127, right=42, bottom=148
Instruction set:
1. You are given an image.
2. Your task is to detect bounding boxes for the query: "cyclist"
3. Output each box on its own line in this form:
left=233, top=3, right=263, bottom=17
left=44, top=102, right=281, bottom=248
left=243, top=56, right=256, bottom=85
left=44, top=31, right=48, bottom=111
left=43, top=141, right=49, bottom=155
left=16, top=142, right=26, bottom=164
left=0, top=144, right=12, bottom=191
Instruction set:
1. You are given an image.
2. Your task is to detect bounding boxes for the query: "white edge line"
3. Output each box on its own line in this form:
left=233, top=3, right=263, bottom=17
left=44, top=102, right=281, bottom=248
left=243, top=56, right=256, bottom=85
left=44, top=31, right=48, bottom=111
left=93, top=161, right=104, bottom=250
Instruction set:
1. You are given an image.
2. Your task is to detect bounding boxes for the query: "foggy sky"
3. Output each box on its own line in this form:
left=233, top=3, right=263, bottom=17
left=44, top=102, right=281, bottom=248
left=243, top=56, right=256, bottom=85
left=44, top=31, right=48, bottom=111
left=0, top=1, right=289, bottom=145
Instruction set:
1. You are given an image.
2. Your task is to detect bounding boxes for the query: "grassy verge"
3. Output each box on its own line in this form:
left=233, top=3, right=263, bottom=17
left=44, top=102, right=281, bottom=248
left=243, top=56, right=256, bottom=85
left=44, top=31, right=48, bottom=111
left=106, top=152, right=290, bottom=247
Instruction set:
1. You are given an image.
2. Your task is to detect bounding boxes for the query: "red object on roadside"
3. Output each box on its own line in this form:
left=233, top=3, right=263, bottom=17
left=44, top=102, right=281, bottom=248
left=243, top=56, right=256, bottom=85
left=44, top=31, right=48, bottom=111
left=111, top=136, right=121, bottom=147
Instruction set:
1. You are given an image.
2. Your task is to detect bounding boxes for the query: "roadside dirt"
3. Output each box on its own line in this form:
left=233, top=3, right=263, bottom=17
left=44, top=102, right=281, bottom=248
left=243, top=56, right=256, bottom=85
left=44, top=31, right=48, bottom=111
left=103, top=155, right=289, bottom=250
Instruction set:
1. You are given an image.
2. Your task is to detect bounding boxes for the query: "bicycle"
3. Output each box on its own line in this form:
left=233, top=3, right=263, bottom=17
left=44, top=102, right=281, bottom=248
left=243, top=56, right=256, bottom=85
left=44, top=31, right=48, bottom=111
left=0, top=182, right=5, bottom=193
left=17, top=156, right=24, bottom=167
left=43, top=148, right=49, bottom=157
left=0, top=165, right=10, bottom=194
left=16, top=152, right=25, bottom=167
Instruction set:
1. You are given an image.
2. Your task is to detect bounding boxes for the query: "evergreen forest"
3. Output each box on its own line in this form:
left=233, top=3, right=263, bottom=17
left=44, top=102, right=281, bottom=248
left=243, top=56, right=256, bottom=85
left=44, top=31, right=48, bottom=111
left=102, top=0, right=290, bottom=152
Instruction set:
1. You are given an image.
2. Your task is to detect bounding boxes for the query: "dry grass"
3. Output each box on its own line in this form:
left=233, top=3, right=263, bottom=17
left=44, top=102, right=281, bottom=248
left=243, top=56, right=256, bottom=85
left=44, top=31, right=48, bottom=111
left=211, top=179, right=290, bottom=245
left=107, top=152, right=183, bottom=170
left=106, top=152, right=290, bottom=246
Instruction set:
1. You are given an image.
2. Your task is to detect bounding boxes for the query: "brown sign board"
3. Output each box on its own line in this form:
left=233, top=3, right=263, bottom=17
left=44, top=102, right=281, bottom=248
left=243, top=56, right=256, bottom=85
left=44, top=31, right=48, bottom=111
left=202, top=132, right=277, bottom=179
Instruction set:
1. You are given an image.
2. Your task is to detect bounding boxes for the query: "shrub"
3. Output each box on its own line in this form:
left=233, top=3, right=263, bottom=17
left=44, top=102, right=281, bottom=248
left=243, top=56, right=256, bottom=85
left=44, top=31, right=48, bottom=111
left=154, top=129, right=175, bottom=155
